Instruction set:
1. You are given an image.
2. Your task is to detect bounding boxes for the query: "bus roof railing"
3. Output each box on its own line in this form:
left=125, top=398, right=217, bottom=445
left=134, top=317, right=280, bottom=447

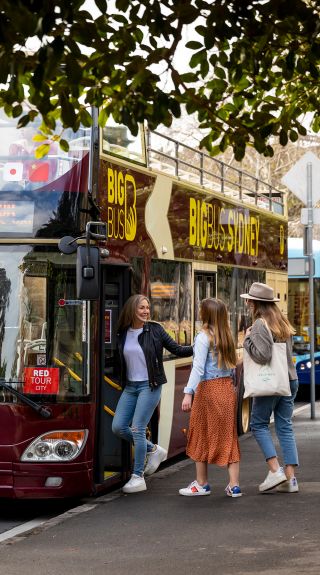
left=146, top=129, right=285, bottom=215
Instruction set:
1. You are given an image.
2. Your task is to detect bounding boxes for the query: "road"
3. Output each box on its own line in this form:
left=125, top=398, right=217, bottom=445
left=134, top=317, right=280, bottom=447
left=0, top=401, right=308, bottom=542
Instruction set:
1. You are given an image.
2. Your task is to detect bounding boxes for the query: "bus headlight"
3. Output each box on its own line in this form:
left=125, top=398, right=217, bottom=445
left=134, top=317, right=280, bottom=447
left=21, top=430, right=88, bottom=462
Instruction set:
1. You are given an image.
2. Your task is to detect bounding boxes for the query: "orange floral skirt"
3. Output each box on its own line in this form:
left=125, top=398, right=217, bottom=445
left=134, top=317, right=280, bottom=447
left=186, top=377, right=240, bottom=466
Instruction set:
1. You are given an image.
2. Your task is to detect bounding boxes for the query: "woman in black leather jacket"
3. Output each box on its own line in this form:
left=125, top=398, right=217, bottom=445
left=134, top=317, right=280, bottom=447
left=112, top=294, right=193, bottom=494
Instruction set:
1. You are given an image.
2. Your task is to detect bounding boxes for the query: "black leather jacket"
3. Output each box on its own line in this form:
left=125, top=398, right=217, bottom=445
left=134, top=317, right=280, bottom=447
left=117, top=321, right=193, bottom=390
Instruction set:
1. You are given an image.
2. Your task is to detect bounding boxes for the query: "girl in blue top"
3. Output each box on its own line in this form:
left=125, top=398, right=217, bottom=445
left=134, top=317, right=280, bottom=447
left=179, top=298, right=241, bottom=498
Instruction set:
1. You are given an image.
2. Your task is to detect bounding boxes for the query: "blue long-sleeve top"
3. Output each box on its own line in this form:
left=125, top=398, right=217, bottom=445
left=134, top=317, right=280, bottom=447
left=184, top=330, right=232, bottom=394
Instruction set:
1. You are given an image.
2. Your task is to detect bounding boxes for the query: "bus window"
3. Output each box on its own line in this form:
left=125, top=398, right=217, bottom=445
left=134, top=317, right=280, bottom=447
left=217, top=267, right=265, bottom=348
left=0, top=110, right=90, bottom=192
left=288, top=278, right=320, bottom=354
left=0, top=245, right=88, bottom=400
left=149, top=261, right=192, bottom=349
left=194, top=272, right=216, bottom=334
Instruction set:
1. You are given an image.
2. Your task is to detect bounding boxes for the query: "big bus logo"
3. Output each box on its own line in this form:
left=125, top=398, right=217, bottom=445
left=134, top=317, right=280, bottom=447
left=189, top=197, right=260, bottom=256
left=107, top=168, right=137, bottom=241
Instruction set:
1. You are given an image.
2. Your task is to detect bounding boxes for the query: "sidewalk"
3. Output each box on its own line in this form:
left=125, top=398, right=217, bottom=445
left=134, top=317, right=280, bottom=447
left=0, top=403, right=319, bottom=575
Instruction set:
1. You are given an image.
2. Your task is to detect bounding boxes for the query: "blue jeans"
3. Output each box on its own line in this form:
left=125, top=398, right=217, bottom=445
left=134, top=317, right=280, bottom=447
left=112, top=380, right=162, bottom=477
left=250, top=379, right=299, bottom=466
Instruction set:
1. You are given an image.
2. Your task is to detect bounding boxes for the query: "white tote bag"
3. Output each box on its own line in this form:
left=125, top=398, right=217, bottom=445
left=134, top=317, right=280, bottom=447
left=243, top=324, right=291, bottom=399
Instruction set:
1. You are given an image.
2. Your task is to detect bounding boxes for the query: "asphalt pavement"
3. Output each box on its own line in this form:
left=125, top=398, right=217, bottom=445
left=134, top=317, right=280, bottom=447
left=0, top=402, right=319, bottom=575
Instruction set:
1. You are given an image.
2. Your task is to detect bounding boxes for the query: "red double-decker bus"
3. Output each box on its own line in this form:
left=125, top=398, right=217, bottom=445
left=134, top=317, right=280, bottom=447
left=0, top=110, right=288, bottom=498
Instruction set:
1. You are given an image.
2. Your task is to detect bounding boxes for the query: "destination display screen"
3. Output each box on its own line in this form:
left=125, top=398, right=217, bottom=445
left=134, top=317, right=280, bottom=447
left=0, top=201, right=34, bottom=234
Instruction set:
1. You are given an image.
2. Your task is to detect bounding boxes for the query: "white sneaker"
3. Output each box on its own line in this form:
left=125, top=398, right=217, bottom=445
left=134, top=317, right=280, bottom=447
left=259, top=467, right=287, bottom=492
left=276, top=477, right=299, bottom=493
left=122, top=474, right=146, bottom=494
left=144, top=445, right=167, bottom=476
left=179, top=480, right=211, bottom=496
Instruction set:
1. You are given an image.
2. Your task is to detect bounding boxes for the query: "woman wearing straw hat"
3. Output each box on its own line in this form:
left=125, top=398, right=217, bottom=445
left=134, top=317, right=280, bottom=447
left=241, top=282, right=299, bottom=493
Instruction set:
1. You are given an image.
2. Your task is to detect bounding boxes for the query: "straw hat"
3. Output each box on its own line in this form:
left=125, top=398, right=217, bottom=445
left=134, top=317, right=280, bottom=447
left=240, top=282, right=280, bottom=302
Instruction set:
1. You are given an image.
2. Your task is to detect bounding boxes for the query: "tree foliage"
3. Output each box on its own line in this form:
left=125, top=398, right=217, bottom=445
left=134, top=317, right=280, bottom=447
left=0, top=0, right=319, bottom=159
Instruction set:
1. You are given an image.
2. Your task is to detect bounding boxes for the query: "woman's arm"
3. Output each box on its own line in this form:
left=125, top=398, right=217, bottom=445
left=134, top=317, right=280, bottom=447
left=243, top=319, right=273, bottom=364
left=159, top=325, right=193, bottom=357
left=183, top=331, right=209, bottom=394
left=182, top=332, right=209, bottom=412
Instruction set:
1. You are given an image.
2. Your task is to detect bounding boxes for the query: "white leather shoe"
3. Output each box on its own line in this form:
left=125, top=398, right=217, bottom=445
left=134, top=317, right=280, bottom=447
left=259, top=467, right=287, bottom=492
left=144, top=445, right=167, bottom=476
left=122, top=474, right=146, bottom=493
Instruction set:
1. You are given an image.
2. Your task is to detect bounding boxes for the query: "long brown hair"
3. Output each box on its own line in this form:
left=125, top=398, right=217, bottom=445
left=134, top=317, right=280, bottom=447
left=200, top=298, right=236, bottom=369
left=251, top=301, right=295, bottom=340
left=117, top=294, right=150, bottom=332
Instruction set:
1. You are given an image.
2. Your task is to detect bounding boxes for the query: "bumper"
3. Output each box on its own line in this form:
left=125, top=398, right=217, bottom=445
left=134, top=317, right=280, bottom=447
left=0, top=462, right=93, bottom=499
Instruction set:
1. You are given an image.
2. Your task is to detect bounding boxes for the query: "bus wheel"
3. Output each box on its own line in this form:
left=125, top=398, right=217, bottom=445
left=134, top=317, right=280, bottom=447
left=236, top=369, right=252, bottom=436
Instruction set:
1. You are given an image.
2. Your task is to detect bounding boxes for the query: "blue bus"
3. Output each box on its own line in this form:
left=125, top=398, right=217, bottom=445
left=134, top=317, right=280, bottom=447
left=288, top=237, right=320, bottom=386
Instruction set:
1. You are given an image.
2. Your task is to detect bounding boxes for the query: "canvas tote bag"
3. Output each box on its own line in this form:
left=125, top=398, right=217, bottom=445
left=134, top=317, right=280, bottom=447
left=243, top=322, right=291, bottom=398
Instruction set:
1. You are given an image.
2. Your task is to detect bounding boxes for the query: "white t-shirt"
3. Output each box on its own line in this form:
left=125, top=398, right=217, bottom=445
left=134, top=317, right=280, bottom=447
left=123, top=327, right=149, bottom=381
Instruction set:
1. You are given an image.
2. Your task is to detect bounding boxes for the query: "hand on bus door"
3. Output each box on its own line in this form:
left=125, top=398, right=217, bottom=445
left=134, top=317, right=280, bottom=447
left=182, top=393, right=193, bottom=412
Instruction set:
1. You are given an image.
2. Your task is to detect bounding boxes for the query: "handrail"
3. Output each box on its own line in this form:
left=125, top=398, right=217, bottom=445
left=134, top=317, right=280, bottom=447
left=146, top=129, right=284, bottom=215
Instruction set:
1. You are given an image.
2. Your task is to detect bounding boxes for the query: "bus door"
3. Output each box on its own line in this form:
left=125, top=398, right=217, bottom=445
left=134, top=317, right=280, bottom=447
left=95, top=264, right=131, bottom=486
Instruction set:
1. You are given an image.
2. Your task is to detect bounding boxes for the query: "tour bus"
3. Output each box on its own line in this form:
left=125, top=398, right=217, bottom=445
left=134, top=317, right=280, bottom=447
left=0, top=108, right=288, bottom=498
left=288, top=237, right=320, bottom=385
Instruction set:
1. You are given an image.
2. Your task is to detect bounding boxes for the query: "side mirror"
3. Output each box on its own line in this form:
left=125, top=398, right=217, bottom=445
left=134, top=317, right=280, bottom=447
left=76, top=245, right=100, bottom=300
left=59, top=221, right=108, bottom=301
left=58, top=236, right=78, bottom=254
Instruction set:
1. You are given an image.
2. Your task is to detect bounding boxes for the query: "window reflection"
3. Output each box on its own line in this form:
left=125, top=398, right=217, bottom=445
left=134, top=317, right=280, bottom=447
left=217, top=267, right=264, bottom=348
left=0, top=246, right=88, bottom=400
left=0, top=110, right=90, bottom=193
left=101, top=117, right=146, bottom=164
left=194, top=273, right=216, bottom=334
left=149, top=261, right=192, bottom=352
left=288, top=279, right=320, bottom=354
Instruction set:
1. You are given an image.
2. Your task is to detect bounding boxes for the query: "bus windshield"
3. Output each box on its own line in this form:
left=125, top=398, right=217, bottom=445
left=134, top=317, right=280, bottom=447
left=0, top=110, right=90, bottom=239
left=0, top=245, right=89, bottom=401
left=288, top=277, right=320, bottom=356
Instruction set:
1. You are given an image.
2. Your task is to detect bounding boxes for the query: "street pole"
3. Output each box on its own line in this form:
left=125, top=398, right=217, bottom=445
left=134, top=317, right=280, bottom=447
left=306, top=162, right=316, bottom=419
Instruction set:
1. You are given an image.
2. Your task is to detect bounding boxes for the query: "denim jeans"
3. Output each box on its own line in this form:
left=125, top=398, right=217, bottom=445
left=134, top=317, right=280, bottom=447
left=112, top=380, right=162, bottom=477
left=250, top=379, right=299, bottom=466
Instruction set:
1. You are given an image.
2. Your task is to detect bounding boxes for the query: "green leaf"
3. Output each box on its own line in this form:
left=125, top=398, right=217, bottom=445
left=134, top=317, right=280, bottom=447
left=279, top=129, right=288, bottom=146
left=179, top=72, right=198, bottom=83
left=185, top=41, right=203, bottom=50
left=32, top=134, right=48, bottom=142
left=200, top=59, right=209, bottom=78
left=116, top=0, right=131, bottom=12
left=234, top=144, right=245, bottom=161
left=12, top=104, right=23, bottom=118
left=59, top=139, right=69, bottom=152
left=34, top=143, right=50, bottom=159
left=98, top=107, right=109, bottom=128
left=289, top=129, right=299, bottom=142
left=195, top=25, right=207, bottom=37
left=311, top=116, right=320, bottom=133
left=215, top=67, right=226, bottom=80
left=94, top=0, right=107, bottom=12
left=189, top=50, right=207, bottom=69
left=297, top=124, right=307, bottom=136
left=219, top=135, right=229, bottom=153
left=80, top=108, right=93, bottom=127
left=207, top=79, right=227, bottom=93
left=209, top=145, right=221, bottom=156
left=17, top=115, right=31, bottom=128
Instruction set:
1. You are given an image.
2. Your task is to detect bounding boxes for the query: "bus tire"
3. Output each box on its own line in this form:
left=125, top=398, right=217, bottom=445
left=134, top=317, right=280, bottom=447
left=236, top=365, right=252, bottom=436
